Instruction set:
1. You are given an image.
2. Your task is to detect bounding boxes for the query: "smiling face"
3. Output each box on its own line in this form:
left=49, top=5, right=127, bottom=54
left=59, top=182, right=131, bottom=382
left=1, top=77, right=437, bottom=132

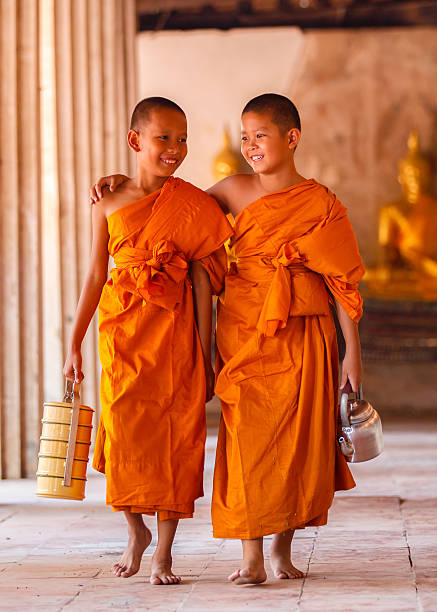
left=129, top=107, right=188, bottom=178
left=240, top=111, right=299, bottom=175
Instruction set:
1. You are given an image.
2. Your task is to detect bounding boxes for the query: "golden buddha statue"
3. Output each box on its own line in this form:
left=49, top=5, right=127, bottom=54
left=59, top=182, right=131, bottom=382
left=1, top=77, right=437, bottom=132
left=364, top=130, right=437, bottom=298
left=213, top=127, right=240, bottom=181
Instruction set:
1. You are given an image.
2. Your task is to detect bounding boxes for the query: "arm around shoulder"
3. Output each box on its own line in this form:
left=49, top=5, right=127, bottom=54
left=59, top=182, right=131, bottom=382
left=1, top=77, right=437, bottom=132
left=207, top=174, right=250, bottom=215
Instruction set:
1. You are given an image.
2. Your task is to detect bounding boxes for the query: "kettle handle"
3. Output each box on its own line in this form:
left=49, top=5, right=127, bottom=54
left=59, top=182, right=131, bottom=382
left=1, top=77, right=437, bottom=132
left=340, top=391, right=351, bottom=429
left=340, top=380, right=363, bottom=428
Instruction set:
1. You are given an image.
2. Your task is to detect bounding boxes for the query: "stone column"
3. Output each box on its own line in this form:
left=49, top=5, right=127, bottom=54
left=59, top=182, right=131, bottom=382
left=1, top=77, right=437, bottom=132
left=0, top=0, right=136, bottom=478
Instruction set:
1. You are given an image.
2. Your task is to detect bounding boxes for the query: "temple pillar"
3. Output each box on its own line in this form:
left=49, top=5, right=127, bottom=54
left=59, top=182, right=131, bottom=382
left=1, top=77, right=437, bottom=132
left=0, top=0, right=136, bottom=478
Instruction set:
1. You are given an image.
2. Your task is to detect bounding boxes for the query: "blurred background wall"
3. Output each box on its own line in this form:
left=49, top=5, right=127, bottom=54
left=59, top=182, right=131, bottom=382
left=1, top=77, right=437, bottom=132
left=137, top=26, right=437, bottom=267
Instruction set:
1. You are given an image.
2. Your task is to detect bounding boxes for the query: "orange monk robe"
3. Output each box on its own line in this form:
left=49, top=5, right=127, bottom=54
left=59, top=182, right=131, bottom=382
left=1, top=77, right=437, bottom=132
left=92, top=177, right=233, bottom=520
left=212, top=179, right=365, bottom=539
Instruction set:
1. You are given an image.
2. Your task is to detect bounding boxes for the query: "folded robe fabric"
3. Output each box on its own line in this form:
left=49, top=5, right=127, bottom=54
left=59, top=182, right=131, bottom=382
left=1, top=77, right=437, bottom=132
left=92, top=176, right=233, bottom=519
left=212, top=178, right=365, bottom=539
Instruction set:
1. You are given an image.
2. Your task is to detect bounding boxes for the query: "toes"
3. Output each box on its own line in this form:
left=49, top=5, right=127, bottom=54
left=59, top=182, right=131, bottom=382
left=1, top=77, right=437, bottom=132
left=290, top=567, right=304, bottom=579
left=228, top=569, right=240, bottom=582
left=114, top=564, right=126, bottom=577
left=286, top=569, right=304, bottom=579
left=294, top=572, right=305, bottom=578
left=275, top=571, right=288, bottom=579
left=150, top=574, right=180, bottom=585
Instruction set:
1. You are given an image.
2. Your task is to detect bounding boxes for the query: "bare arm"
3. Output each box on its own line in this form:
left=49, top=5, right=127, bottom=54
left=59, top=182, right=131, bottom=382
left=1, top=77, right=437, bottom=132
left=206, top=177, right=232, bottom=214
left=63, top=205, right=109, bottom=381
left=191, top=261, right=214, bottom=401
left=335, top=299, right=362, bottom=392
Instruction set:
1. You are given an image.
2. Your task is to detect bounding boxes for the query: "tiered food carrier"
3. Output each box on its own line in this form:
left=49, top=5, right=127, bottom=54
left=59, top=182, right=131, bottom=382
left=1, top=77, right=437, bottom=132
left=36, top=381, right=93, bottom=500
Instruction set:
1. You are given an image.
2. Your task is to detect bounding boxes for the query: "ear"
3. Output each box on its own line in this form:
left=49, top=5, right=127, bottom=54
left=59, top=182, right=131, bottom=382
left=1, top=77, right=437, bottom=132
left=127, top=129, right=141, bottom=152
left=288, top=128, right=301, bottom=151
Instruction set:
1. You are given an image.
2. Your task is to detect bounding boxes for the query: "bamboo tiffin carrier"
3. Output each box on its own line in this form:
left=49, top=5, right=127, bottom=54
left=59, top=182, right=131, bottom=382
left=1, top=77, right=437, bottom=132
left=36, top=381, right=93, bottom=500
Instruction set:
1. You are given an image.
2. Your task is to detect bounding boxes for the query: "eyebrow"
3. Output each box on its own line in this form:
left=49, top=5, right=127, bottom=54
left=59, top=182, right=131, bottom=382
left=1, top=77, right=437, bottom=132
left=241, top=126, right=270, bottom=132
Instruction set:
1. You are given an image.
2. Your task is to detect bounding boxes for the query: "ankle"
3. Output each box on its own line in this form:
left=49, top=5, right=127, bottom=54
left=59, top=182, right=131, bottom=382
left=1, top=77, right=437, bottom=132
left=153, top=549, right=172, bottom=564
left=128, top=522, right=147, bottom=538
left=243, top=553, right=264, bottom=566
left=270, top=541, right=291, bottom=555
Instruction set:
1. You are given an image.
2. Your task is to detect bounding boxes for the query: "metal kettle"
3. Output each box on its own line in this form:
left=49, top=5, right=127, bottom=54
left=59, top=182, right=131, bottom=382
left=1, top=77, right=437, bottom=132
left=338, top=382, right=383, bottom=463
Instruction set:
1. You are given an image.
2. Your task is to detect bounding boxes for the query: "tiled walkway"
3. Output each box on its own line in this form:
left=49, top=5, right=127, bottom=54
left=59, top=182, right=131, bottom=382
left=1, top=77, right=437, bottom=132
left=1, top=417, right=436, bottom=611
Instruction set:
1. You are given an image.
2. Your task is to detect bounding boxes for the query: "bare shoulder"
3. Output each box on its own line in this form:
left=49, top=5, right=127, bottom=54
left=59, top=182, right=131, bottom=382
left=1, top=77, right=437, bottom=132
left=212, top=174, right=254, bottom=194
left=207, top=174, right=256, bottom=214
left=92, top=179, right=141, bottom=219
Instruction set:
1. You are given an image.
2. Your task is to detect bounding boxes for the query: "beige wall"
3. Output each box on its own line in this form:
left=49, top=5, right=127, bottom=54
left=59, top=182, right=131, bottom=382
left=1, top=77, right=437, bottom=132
left=137, top=26, right=437, bottom=266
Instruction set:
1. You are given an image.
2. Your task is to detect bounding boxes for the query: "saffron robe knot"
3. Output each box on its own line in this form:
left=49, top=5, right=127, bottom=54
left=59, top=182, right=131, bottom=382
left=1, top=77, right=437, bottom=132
left=113, top=240, right=188, bottom=311
left=257, top=242, right=330, bottom=337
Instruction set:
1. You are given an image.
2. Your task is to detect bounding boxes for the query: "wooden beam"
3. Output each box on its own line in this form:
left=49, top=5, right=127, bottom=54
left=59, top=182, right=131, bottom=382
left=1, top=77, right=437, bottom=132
left=138, top=0, right=437, bottom=29
left=137, top=0, right=219, bottom=11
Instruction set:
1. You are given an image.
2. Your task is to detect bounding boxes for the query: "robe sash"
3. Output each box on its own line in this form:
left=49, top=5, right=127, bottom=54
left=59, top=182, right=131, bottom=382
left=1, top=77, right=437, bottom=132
left=228, top=241, right=331, bottom=337
left=113, top=239, right=188, bottom=311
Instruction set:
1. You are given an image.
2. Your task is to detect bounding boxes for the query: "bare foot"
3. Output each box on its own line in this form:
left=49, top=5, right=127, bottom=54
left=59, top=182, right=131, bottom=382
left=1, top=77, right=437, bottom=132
left=150, top=554, right=181, bottom=585
left=270, top=553, right=304, bottom=580
left=112, top=524, right=152, bottom=578
left=228, top=564, right=267, bottom=585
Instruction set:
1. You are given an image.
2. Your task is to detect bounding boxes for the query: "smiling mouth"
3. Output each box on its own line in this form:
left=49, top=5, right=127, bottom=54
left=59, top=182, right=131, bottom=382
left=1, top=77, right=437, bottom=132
left=250, top=155, right=264, bottom=162
left=161, top=158, right=179, bottom=165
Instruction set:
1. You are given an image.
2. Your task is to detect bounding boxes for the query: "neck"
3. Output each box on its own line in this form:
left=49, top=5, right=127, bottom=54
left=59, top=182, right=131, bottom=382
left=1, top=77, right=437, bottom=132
left=257, top=164, right=306, bottom=195
left=135, top=171, right=170, bottom=195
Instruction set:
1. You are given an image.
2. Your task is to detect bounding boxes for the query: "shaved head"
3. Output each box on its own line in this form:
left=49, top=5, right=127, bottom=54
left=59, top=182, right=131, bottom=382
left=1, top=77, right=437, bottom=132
left=130, top=97, right=185, bottom=131
left=242, top=94, right=301, bottom=133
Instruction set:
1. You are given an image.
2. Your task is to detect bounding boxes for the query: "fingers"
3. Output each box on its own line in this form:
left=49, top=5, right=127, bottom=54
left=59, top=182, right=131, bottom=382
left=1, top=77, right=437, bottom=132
left=63, top=369, right=84, bottom=383
left=89, top=175, right=112, bottom=204
left=341, top=375, right=360, bottom=393
left=89, top=186, right=99, bottom=204
left=340, top=370, right=348, bottom=390
left=73, top=360, right=84, bottom=383
left=350, top=375, right=362, bottom=393
left=63, top=365, right=75, bottom=381
left=96, top=178, right=106, bottom=199
left=74, top=369, right=84, bottom=383
left=63, top=352, right=84, bottom=384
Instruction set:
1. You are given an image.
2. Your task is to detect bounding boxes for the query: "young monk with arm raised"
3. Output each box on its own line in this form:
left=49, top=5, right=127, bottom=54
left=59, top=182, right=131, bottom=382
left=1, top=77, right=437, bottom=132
left=91, top=93, right=364, bottom=585
left=208, top=94, right=363, bottom=584
left=65, top=97, right=232, bottom=584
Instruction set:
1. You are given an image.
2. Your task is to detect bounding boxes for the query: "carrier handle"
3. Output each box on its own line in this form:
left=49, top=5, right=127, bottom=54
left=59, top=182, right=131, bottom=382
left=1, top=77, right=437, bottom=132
left=63, top=381, right=81, bottom=487
left=64, top=379, right=75, bottom=402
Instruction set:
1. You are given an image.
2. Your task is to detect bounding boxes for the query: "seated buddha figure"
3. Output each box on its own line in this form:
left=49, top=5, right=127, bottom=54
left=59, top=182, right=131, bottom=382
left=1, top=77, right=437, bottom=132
left=375, top=130, right=437, bottom=293
left=213, top=127, right=241, bottom=181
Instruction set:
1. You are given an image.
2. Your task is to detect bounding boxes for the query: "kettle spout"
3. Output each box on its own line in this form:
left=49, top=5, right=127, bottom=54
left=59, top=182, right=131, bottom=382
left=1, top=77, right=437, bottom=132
left=339, top=433, right=354, bottom=457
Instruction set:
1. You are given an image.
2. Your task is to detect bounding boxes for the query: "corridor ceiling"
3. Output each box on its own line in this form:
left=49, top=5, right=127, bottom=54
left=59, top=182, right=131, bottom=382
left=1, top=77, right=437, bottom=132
left=137, top=0, right=437, bottom=30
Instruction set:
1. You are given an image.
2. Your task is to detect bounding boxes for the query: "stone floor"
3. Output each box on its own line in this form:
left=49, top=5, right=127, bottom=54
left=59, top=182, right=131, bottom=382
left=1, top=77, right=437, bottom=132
left=1, top=415, right=436, bottom=611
